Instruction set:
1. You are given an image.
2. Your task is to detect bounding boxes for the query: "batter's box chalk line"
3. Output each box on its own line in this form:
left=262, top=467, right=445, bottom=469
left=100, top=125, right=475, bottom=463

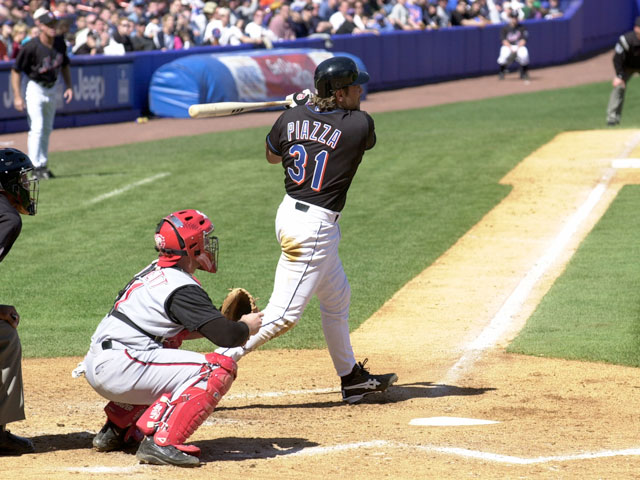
left=61, top=441, right=640, bottom=469
left=285, top=440, right=640, bottom=465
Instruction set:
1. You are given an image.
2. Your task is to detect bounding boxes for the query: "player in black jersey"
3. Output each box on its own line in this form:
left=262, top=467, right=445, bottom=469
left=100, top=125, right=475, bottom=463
left=216, top=56, right=398, bottom=404
left=497, top=10, right=530, bottom=81
left=606, top=17, right=640, bottom=126
left=11, top=8, right=73, bottom=180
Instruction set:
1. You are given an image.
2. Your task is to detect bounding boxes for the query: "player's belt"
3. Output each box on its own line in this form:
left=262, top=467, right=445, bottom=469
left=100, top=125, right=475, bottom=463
left=101, top=340, right=113, bottom=350
left=295, top=202, right=310, bottom=212
left=36, top=80, right=56, bottom=89
left=288, top=196, right=340, bottom=223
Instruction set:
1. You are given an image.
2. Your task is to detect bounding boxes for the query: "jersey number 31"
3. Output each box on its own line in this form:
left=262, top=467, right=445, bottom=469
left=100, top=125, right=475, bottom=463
left=287, top=144, right=328, bottom=192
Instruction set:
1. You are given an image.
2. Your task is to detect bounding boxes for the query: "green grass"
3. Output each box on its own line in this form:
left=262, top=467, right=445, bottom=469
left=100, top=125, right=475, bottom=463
left=507, top=186, right=640, bottom=366
left=3, top=79, right=640, bottom=363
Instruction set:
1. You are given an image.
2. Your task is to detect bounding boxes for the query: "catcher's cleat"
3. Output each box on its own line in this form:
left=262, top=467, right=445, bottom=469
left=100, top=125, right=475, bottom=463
left=340, top=359, right=398, bottom=404
left=136, top=436, right=200, bottom=468
left=0, top=426, right=34, bottom=456
left=93, top=421, right=141, bottom=452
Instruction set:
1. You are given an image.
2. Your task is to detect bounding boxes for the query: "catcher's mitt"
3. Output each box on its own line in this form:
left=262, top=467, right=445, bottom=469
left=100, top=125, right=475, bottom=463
left=220, top=287, right=258, bottom=321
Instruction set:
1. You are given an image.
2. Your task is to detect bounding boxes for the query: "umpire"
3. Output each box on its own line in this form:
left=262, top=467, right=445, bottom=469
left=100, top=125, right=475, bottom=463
left=0, top=148, right=38, bottom=456
left=606, top=16, right=640, bottom=126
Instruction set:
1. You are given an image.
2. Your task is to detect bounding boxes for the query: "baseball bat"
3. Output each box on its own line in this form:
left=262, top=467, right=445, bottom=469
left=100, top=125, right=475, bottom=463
left=188, top=100, right=290, bottom=118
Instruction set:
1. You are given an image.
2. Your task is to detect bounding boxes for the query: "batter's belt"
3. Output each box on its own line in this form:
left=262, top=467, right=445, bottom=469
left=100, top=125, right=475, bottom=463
left=283, top=194, right=341, bottom=223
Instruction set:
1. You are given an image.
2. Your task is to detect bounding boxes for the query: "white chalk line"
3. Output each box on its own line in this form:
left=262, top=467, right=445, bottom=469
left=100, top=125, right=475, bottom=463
left=285, top=440, right=640, bottom=465
left=443, top=171, right=613, bottom=383
left=224, top=387, right=337, bottom=401
left=443, top=137, right=640, bottom=384
left=61, top=441, right=640, bottom=472
left=88, top=172, right=169, bottom=204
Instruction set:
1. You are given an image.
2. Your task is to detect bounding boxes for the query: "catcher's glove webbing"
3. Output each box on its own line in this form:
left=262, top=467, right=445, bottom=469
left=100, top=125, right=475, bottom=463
left=220, top=288, right=258, bottom=321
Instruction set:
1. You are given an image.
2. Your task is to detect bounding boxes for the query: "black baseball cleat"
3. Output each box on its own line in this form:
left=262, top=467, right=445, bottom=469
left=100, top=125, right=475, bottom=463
left=607, top=120, right=619, bottom=126
left=136, top=436, right=200, bottom=467
left=93, top=420, right=141, bottom=452
left=340, top=359, right=398, bottom=404
left=0, top=426, right=34, bottom=456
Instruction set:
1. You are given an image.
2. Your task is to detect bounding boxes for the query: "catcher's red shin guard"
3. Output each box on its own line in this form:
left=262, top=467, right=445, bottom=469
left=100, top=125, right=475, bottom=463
left=136, top=354, right=237, bottom=447
left=136, top=394, right=172, bottom=436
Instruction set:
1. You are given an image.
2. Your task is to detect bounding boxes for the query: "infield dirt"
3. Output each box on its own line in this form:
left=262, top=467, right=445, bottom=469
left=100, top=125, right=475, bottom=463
left=2, top=50, right=640, bottom=479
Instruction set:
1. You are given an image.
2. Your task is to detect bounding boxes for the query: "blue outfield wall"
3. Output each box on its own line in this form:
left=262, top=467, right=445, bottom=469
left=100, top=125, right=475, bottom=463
left=0, top=0, right=637, bottom=133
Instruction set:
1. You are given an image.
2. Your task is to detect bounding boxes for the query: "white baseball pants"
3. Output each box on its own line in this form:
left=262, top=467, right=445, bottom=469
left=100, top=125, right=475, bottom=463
left=84, top=343, right=212, bottom=405
left=217, top=194, right=357, bottom=377
left=497, top=45, right=530, bottom=66
left=25, top=80, right=57, bottom=168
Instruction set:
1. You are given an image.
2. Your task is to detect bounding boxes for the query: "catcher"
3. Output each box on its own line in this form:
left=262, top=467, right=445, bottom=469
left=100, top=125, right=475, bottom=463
left=80, top=209, right=262, bottom=467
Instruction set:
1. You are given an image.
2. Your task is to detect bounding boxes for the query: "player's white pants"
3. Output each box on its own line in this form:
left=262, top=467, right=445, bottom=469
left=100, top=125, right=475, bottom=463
left=217, top=194, right=357, bottom=377
left=84, top=343, right=212, bottom=405
left=497, top=45, right=529, bottom=66
left=25, top=80, right=57, bottom=168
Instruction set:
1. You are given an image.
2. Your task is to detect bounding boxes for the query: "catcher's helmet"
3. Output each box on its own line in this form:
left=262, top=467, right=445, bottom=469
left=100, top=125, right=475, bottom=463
left=0, top=148, right=38, bottom=216
left=155, top=209, right=219, bottom=273
left=314, top=56, right=370, bottom=98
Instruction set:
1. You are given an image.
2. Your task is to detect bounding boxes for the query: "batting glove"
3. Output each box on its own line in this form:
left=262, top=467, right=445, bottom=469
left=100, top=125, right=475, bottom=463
left=285, top=89, right=312, bottom=109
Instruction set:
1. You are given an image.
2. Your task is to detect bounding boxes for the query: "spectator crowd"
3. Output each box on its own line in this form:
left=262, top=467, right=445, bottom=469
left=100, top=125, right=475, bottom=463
left=0, top=0, right=565, bottom=59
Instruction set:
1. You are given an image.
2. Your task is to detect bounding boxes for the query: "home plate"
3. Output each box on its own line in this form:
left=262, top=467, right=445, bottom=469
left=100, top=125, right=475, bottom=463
left=410, top=417, right=499, bottom=426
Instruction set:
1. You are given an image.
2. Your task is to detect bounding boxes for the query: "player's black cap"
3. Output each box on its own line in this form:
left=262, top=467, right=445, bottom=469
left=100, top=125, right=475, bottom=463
left=635, top=16, right=640, bottom=27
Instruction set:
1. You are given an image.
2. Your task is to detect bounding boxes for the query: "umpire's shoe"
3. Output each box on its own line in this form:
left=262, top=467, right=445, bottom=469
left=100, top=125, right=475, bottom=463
left=136, top=436, right=200, bottom=467
left=340, top=359, right=398, bottom=404
left=0, top=425, right=34, bottom=456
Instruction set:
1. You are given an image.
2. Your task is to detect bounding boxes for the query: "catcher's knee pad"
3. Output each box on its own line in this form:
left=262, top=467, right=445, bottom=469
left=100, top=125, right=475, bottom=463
left=136, top=354, right=237, bottom=446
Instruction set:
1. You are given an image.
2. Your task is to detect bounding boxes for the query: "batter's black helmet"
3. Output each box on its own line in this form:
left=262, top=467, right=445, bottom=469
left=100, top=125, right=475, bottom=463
left=314, top=56, right=370, bottom=98
left=0, top=148, right=38, bottom=216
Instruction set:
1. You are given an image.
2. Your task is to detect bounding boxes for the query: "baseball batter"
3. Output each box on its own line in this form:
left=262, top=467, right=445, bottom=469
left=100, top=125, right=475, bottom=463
left=497, top=10, right=530, bottom=81
left=81, top=209, right=262, bottom=467
left=10, top=8, right=73, bottom=180
left=216, top=56, right=398, bottom=404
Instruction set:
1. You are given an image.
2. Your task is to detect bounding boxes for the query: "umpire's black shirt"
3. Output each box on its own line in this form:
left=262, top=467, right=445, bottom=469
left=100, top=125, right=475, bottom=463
left=614, top=30, right=640, bottom=77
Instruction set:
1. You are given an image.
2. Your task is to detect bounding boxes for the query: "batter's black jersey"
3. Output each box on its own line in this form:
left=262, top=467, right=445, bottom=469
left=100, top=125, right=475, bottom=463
left=613, top=31, right=640, bottom=76
left=13, top=35, right=69, bottom=85
left=266, top=104, right=376, bottom=212
left=500, top=23, right=528, bottom=45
